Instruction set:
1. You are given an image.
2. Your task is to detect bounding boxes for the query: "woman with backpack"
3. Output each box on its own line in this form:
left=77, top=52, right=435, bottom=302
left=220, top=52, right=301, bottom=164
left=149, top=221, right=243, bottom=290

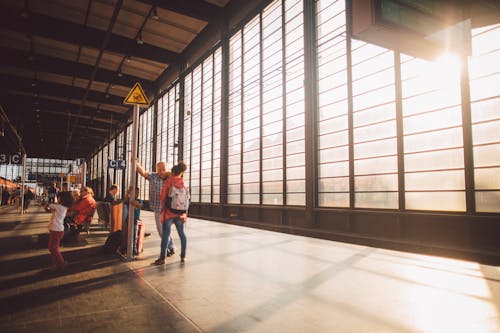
left=154, top=161, right=189, bottom=265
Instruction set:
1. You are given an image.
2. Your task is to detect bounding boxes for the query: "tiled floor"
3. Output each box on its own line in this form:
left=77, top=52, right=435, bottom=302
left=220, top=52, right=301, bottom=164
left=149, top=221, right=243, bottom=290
left=1, top=204, right=499, bottom=332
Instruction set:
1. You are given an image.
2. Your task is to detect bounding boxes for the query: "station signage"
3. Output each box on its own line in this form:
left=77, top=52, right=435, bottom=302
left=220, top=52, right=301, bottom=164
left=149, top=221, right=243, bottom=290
left=0, top=153, right=22, bottom=165
left=108, top=159, right=126, bottom=169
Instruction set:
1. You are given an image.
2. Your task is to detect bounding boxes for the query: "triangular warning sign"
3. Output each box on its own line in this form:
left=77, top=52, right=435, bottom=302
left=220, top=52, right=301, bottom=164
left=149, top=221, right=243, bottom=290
left=123, top=82, right=150, bottom=106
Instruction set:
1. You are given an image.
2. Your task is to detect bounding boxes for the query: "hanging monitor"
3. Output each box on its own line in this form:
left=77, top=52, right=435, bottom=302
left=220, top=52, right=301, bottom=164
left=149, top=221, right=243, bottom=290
left=351, top=0, right=471, bottom=59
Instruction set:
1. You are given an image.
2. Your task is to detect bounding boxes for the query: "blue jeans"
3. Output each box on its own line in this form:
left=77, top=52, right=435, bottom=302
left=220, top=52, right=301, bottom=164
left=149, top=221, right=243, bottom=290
left=160, top=217, right=186, bottom=259
left=154, top=211, right=175, bottom=250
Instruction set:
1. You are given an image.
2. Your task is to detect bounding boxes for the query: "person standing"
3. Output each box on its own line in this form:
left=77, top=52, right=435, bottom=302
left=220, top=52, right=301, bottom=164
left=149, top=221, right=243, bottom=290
left=45, top=191, right=74, bottom=271
left=154, top=162, right=188, bottom=265
left=123, top=186, right=143, bottom=255
left=136, top=160, right=175, bottom=255
left=23, top=186, right=35, bottom=212
left=48, top=182, right=58, bottom=203
left=1, top=187, right=10, bottom=206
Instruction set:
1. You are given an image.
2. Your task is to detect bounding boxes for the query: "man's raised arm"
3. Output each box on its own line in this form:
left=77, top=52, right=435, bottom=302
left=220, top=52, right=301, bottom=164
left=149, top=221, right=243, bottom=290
left=136, top=160, right=149, bottom=179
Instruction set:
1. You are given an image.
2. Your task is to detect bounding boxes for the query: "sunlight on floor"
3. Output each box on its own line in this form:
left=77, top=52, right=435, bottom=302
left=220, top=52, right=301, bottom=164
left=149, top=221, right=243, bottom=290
left=401, top=255, right=499, bottom=333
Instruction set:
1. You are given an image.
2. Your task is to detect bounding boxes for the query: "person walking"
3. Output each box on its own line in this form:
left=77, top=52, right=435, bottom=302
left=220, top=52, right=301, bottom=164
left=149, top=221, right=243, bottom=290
left=154, top=162, right=188, bottom=265
left=136, top=160, right=174, bottom=255
left=45, top=191, right=74, bottom=271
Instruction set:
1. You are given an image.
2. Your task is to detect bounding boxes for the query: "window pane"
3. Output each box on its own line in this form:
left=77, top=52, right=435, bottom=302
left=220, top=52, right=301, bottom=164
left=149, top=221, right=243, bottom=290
left=406, top=192, right=466, bottom=212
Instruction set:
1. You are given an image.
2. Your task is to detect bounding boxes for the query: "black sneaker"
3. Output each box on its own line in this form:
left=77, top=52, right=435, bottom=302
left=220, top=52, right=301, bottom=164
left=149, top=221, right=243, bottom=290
left=153, top=257, right=165, bottom=265
left=167, top=248, right=175, bottom=257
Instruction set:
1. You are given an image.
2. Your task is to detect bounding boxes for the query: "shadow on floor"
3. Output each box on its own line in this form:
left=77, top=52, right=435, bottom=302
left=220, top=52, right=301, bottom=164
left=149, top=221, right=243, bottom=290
left=0, top=246, right=124, bottom=291
left=0, top=269, right=135, bottom=317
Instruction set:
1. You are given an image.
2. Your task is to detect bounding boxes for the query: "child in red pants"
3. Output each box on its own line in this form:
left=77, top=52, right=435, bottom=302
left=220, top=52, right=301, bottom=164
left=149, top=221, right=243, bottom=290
left=46, top=191, right=74, bottom=270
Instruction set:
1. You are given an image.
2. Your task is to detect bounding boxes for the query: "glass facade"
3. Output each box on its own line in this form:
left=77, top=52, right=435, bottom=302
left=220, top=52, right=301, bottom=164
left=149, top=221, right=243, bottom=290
left=227, top=0, right=306, bottom=206
left=470, top=23, right=500, bottom=213
left=158, top=83, right=180, bottom=170
left=1, top=158, right=75, bottom=190
left=183, top=49, right=222, bottom=204
left=83, top=1, right=499, bottom=215
left=317, top=0, right=350, bottom=208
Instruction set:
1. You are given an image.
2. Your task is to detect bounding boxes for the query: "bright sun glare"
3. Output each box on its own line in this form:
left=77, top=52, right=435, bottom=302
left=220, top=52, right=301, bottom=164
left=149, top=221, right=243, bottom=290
left=430, top=52, right=462, bottom=88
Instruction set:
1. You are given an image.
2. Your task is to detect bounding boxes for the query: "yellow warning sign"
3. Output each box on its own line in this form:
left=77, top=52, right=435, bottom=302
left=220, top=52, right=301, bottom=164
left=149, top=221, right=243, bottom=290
left=123, top=82, right=149, bottom=106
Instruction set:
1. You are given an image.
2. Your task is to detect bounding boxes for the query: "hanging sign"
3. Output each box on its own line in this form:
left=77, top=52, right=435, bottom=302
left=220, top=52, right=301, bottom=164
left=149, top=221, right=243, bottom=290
left=0, top=153, right=22, bottom=164
left=108, top=159, right=127, bottom=169
left=123, top=82, right=149, bottom=106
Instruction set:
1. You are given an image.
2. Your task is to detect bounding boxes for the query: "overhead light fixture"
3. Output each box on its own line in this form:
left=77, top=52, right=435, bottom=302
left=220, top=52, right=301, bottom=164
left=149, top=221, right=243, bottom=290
left=151, top=6, right=159, bottom=20
left=117, top=72, right=123, bottom=77
left=136, top=32, right=144, bottom=45
left=105, top=93, right=110, bottom=98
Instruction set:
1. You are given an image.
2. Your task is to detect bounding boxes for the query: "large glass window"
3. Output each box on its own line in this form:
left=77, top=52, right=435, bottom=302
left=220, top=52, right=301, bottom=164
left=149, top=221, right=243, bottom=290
left=213, top=48, right=222, bottom=204
left=183, top=49, right=222, bottom=204
left=102, top=144, right=109, bottom=198
left=201, top=56, right=213, bottom=203
left=158, top=83, right=180, bottom=169
left=242, top=15, right=261, bottom=205
left=188, top=66, right=202, bottom=203
left=316, top=0, right=349, bottom=208
left=401, top=53, right=465, bottom=211
left=228, top=0, right=305, bottom=206
left=124, top=124, right=133, bottom=193
left=228, top=31, right=243, bottom=204
left=470, top=23, right=500, bottom=213
left=137, top=106, right=154, bottom=201
left=352, top=42, right=398, bottom=209
left=262, top=0, right=283, bottom=205
left=284, top=0, right=305, bottom=205
left=184, top=74, right=193, bottom=192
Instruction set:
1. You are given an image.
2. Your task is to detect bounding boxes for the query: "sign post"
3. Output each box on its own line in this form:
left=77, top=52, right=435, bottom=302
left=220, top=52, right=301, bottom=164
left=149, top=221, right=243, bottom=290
left=20, top=154, right=26, bottom=215
left=83, top=161, right=87, bottom=187
left=124, top=82, right=149, bottom=261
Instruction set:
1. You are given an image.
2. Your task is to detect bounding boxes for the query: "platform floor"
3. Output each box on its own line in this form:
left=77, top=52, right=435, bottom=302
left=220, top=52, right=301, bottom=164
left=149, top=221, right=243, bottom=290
left=0, top=204, right=499, bottom=333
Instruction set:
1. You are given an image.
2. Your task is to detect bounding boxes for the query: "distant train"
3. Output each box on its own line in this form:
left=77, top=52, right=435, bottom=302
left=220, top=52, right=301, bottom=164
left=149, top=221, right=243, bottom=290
left=0, top=177, right=18, bottom=190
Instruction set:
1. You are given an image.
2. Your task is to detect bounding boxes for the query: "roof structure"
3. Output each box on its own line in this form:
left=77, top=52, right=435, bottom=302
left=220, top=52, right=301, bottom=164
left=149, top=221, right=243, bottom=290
left=0, top=0, right=233, bottom=159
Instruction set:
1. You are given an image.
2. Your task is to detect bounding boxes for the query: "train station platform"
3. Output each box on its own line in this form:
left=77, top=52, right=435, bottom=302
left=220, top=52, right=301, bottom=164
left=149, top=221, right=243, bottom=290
left=0, top=204, right=499, bottom=333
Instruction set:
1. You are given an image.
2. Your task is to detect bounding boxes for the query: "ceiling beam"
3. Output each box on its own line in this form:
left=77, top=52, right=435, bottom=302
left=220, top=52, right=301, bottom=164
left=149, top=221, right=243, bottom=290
left=0, top=5, right=182, bottom=65
left=136, top=0, right=226, bottom=24
left=0, top=91, right=129, bottom=114
left=0, top=47, right=155, bottom=93
left=17, top=107, right=121, bottom=126
left=0, top=74, right=126, bottom=106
